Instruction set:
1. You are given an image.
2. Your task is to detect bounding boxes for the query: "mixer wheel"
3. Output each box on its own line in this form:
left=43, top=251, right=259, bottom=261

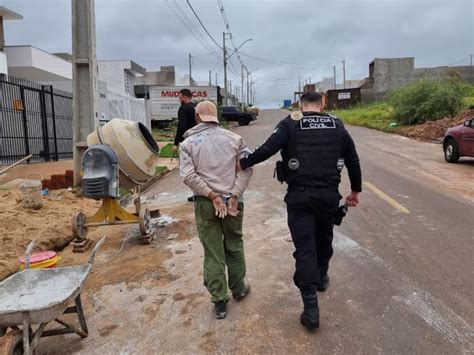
left=139, top=208, right=151, bottom=235
left=72, top=212, right=88, bottom=240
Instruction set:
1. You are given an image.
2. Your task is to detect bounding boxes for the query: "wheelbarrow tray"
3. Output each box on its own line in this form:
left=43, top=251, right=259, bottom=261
left=0, top=265, right=92, bottom=326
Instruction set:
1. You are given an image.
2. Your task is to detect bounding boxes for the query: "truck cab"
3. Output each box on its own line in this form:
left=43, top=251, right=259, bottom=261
left=221, top=106, right=256, bottom=126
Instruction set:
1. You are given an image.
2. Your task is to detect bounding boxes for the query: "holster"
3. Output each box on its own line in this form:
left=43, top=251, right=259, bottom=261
left=274, top=161, right=286, bottom=183
left=333, top=205, right=348, bottom=226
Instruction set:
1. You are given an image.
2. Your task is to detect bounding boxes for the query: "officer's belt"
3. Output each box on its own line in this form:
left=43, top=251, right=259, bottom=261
left=288, top=185, right=334, bottom=192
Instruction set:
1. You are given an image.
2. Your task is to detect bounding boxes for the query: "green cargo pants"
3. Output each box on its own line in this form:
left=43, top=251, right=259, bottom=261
left=194, top=196, right=247, bottom=303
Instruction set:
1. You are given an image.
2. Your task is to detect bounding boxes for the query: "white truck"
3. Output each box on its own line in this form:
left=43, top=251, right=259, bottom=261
left=148, top=86, right=219, bottom=127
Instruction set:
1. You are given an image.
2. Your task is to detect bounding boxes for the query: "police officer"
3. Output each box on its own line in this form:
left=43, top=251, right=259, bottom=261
left=238, top=91, right=362, bottom=330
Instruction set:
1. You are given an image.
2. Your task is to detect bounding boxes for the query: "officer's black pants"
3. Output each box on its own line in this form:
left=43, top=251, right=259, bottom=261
left=285, top=189, right=341, bottom=295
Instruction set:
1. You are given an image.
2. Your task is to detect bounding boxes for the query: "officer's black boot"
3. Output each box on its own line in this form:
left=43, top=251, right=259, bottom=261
left=300, top=292, right=320, bottom=330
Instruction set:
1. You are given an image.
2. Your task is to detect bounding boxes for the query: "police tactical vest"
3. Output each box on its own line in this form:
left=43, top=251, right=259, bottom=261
left=283, top=113, right=345, bottom=187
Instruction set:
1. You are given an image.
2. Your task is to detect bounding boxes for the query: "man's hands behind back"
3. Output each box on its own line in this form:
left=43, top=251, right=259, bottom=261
left=227, top=196, right=239, bottom=217
left=208, top=191, right=227, bottom=218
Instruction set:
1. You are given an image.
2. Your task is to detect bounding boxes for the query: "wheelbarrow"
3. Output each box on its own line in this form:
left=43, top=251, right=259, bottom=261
left=0, top=237, right=106, bottom=354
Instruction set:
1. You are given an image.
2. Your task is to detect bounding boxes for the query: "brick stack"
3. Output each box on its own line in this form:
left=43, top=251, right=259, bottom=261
left=42, top=170, right=75, bottom=190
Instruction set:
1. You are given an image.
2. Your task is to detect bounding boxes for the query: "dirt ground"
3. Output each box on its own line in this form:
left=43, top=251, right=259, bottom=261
left=0, top=160, right=73, bottom=185
left=0, top=187, right=101, bottom=280
left=0, top=138, right=179, bottom=282
left=396, top=109, right=473, bottom=142
left=56, top=203, right=195, bottom=292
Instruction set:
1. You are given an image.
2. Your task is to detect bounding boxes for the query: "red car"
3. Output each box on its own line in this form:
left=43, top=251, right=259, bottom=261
left=443, top=118, right=474, bottom=162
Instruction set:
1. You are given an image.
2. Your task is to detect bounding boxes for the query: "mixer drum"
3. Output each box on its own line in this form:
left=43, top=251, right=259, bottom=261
left=87, top=119, right=160, bottom=189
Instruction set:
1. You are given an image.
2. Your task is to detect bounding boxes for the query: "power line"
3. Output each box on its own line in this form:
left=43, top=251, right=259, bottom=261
left=217, top=0, right=246, bottom=69
left=163, top=0, right=216, bottom=55
left=186, top=0, right=222, bottom=49
left=239, top=52, right=335, bottom=70
left=193, top=51, right=220, bottom=58
left=228, top=57, right=240, bottom=77
left=171, top=0, right=218, bottom=53
left=446, top=56, right=471, bottom=66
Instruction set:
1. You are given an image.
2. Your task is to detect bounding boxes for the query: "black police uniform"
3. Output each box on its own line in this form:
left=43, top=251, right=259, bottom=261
left=239, top=111, right=362, bottom=327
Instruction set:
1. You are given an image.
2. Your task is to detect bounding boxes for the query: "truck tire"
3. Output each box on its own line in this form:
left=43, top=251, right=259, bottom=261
left=444, top=138, right=460, bottom=163
left=238, top=116, right=250, bottom=126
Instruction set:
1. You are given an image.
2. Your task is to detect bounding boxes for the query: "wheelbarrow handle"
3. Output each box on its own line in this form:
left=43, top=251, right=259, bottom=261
left=24, top=240, right=37, bottom=270
left=88, top=236, right=107, bottom=266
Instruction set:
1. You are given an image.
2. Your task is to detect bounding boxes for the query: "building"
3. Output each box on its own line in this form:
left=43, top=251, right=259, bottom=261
left=4, top=45, right=73, bottom=92
left=2, top=45, right=151, bottom=128
left=0, top=6, right=23, bottom=75
left=360, top=57, right=474, bottom=103
left=313, top=78, right=364, bottom=93
left=138, top=65, right=175, bottom=86
left=98, top=60, right=148, bottom=126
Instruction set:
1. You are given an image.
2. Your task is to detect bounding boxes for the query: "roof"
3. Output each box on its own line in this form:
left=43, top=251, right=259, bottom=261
left=0, top=6, right=23, bottom=20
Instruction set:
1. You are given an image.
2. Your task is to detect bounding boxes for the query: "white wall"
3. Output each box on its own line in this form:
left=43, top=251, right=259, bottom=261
left=4, top=46, right=72, bottom=81
left=0, top=53, right=8, bottom=75
left=107, top=91, right=148, bottom=128
left=175, top=74, right=191, bottom=86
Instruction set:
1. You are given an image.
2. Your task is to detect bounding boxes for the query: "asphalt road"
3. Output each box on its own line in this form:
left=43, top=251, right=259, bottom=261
left=39, top=109, right=473, bottom=354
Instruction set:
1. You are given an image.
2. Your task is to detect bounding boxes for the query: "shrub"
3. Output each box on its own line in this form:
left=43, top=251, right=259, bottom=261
left=388, top=78, right=465, bottom=125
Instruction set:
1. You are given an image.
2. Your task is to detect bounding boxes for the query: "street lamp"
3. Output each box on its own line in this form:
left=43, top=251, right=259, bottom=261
left=228, top=38, right=253, bottom=60
left=223, top=36, right=253, bottom=106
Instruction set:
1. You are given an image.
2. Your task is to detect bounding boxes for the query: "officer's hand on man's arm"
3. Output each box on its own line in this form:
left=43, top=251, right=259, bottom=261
left=172, top=145, right=178, bottom=154
left=345, top=191, right=360, bottom=207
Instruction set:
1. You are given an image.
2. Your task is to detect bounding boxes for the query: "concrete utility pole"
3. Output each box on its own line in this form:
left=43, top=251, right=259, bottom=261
left=241, top=65, right=245, bottom=109
left=250, top=80, right=254, bottom=105
left=223, top=32, right=228, bottom=106
left=209, top=69, right=211, bottom=86
left=298, top=76, right=301, bottom=101
left=246, top=69, right=250, bottom=106
left=343, top=59, right=346, bottom=89
left=188, top=53, right=192, bottom=86
left=0, top=16, right=3, bottom=52
left=72, top=0, right=99, bottom=185
left=215, top=72, right=218, bottom=86
left=333, top=65, right=336, bottom=89
left=253, top=86, right=256, bottom=105
left=229, top=81, right=232, bottom=104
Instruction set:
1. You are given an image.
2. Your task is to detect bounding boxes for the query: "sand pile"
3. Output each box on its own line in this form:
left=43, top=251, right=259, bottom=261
left=0, top=186, right=101, bottom=280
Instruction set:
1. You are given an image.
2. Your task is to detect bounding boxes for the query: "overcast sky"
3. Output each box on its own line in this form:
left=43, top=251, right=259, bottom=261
left=2, top=0, right=473, bottom=108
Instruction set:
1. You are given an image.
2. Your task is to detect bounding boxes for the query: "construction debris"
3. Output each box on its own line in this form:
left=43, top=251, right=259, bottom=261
left=396, top=109, right=474, bottom=142
left=0, top=155, right=33, bottom=176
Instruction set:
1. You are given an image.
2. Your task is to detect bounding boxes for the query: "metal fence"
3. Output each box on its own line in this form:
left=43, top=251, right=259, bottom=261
left=0, top=75, right=73, bottom=165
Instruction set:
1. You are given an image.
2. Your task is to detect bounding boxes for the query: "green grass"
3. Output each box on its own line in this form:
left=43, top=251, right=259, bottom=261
left=463, top=96, right=474, bottom=109
left=155, top=165, right=168, bottom=175
left=220, top=120, right=230, bottom=129
left=152, top=127, right=176, bottom=142
left=333, top=102, right=397, bottom=131
left=159, top=143, right=177, bottom=158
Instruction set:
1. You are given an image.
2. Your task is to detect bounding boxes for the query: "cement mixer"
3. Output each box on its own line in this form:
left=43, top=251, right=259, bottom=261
left=87, top=119, right=160, bottom=189
left=72, top=119, right=160, bottom=250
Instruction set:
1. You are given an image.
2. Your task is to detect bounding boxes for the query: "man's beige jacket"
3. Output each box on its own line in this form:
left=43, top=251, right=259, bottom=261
left=179, top=123, right=253, bottom=198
